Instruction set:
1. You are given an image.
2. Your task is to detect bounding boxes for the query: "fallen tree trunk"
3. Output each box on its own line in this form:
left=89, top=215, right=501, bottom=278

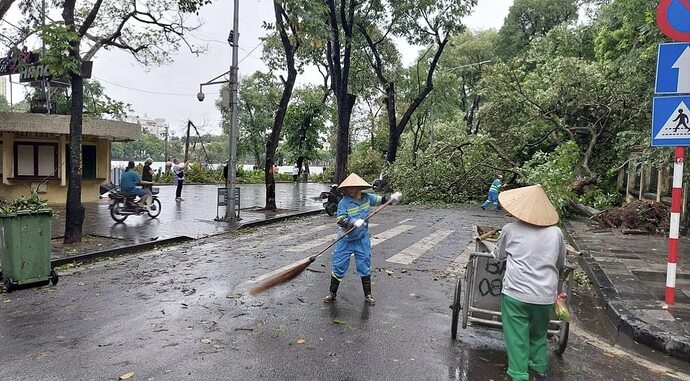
left=567, top=202, right=600, bottom=218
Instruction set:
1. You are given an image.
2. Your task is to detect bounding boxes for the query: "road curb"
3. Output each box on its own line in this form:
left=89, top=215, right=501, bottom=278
left=563, top=224, right=690, bottom=362
left=50, top=236, right=194, bottom=268
left=237, top=209, right=324, bottom=230
left=46, top=209, right=324, bottom=268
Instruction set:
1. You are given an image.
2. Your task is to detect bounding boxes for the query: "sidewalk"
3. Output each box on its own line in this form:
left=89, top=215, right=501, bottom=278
left=565, top=218, right=690, bottom=362
left=47, top=183, right=329, bottom=266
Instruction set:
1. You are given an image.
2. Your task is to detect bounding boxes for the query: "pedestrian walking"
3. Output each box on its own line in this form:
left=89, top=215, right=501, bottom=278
left=491, top=184, right=566, bottom=381
left=142, top=158, right=154, bottom=191
left=172, top=158, right=186, bottom=201
left=222, top=162, right=229, bottom=188
left=272, top=163, right=279, bottom=174
left=323, top=173, right=402, bottom=306
left=292, top=165, right=299, bottom=182
left=481, top=175, right=502, bottom=212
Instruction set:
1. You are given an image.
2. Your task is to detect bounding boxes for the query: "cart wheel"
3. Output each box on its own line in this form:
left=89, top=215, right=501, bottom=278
left=461, top=277, right=469, bottom=329
left=555, top=322, right=569, bottom=355
left=4, top=277, right=14, bottom=293
left=451, top=278, right=462, bottom=340
left=49, top=270, right=59, bottom=286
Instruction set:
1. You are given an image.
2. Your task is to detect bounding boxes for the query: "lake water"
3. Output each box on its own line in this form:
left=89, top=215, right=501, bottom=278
left=111, top=161, right=324, bottom=175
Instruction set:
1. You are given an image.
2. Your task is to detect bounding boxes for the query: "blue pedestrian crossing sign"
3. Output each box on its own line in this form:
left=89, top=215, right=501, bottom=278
left=656, top=42, right=690, bottom=94
left=652, top=96, right=690, bottom=146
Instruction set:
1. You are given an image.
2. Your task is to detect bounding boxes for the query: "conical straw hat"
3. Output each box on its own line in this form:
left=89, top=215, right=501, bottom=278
left=338, top=173, right=371, bottom=189
left=498, top=184, right=559, bottom=226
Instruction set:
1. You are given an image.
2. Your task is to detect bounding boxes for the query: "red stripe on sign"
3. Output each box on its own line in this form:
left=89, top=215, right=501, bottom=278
left=680, top=0, right=690, bottom=11
left=669, top=238, right=679, bottom=262
left=672, top=188, right=683, bottom=212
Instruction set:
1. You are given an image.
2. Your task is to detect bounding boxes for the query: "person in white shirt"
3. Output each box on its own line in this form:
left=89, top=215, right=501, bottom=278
left=292, top=165, right=299, bottom=182
left=172, top=159, right=186, bottom=201
left=491, top=184, right=566, bottom=381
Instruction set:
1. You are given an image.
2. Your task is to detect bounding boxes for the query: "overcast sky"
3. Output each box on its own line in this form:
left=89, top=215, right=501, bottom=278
left=6, top=0, right=513, bottom=136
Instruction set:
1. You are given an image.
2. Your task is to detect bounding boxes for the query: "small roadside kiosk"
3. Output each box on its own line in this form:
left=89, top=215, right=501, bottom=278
left=653, top=0, right=690, bottom=305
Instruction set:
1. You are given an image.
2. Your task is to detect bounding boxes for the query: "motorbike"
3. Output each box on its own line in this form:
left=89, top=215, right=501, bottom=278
left=108, top=187, right=162, bottom=222
left=319, top=184, right=341, bottom=216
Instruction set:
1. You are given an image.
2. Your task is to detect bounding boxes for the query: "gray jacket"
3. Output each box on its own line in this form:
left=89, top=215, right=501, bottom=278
left=491, top=221, right=566, bottom=305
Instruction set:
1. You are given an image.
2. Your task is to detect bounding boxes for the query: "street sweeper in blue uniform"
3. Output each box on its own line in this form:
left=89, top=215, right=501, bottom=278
left=323, top=173, right=401, bottom=306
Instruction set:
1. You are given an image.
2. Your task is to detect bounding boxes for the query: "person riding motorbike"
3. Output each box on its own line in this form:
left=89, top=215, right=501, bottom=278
left=120, top=160, right=153, bottom=210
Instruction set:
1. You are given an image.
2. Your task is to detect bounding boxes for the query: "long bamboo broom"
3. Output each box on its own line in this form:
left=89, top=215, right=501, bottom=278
left=249, top=198, right=394, bottom=295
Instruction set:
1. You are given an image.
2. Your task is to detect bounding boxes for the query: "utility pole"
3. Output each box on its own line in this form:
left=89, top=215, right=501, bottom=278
left=164, top=125, right=169, bottom=161
left=225, top=0, right=240, bottom=222
left=42, top=0, right=51, bottom=114
left=184, top=120, right=191, bottom=163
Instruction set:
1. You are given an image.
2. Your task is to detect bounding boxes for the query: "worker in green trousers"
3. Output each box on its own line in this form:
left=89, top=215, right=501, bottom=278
left=492, top=185, right=567, bottom=381
left=501, top=295, right=553, bottom=380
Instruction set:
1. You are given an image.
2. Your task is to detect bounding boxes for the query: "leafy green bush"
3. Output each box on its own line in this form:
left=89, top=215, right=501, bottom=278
left=579, top=187, right=621, bottom=210
left=312, top=167, right=335, bottom=184
left=348, top=147, right=384, bottom=185
left=385, top=129, right=512, bottom=204
left=519, top=141, right=579, bottom=213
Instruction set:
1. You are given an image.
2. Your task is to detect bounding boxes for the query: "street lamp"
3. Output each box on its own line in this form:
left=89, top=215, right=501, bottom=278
left=196, top=0, right=240, bottom=222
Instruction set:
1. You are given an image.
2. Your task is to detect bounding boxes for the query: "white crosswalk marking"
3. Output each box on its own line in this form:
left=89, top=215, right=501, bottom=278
left=286, top=224, right=379, bottom=252
left=387, top=229, right=454, bottom=264
left=371, top=224, right=414, bottom=246
left=286, top=234, right=337, bottom=252
left=238, top=224, right=332, bottom=243
left=445, top=240, right=475, bottom=275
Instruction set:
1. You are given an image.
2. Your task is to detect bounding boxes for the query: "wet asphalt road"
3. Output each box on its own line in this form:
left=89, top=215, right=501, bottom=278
left=2, top=206, right=690, bottom=381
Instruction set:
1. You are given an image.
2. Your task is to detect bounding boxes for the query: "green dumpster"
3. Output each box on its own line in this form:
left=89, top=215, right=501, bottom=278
left=0, top=209, right=58, bottom=292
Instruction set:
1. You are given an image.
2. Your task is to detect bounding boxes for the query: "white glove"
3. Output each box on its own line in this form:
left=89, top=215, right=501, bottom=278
left=353, top=219, right=365, bottom=228
left=390, top=192, right=402, bottom=204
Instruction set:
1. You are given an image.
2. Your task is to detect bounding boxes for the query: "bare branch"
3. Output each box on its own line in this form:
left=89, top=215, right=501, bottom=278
left=78, top=0, right=103, bottom=36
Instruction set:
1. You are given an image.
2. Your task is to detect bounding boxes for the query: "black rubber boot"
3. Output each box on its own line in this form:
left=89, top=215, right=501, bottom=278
left=362, top=276, right=375, bottom=305
left=324, top=274, right=340, bottom=303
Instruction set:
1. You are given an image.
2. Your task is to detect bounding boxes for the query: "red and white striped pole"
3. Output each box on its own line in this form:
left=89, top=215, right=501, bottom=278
left=667, top=147, right=685, bottom=305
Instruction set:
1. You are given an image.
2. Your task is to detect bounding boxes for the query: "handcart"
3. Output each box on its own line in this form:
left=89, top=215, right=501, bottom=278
left=450, top=226, right=573, bottom=355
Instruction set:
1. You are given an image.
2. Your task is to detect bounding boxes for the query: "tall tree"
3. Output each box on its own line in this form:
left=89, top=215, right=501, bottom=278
left=495, top=0, right=578, bottom=59
left=47, top=80, right=130, bottom=118
left=262, top=0, right=302, bottom=210
left=325, top=0, right=360, bottom=183
left=18, top=0, right=204, bottom=243
left=358, top=0, right=477, bottom=165
left=283, top=85, right=330, bottom=176
left=226, top=72, right=281, bottom=169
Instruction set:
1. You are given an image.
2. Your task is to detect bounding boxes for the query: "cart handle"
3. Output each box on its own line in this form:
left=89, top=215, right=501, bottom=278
left=469, top=252, right=494, bottom=259
left=560, top=264, right=576, bottom=282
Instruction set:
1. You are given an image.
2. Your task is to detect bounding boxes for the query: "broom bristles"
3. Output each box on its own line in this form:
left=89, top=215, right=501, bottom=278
left=249, top=257, right=315, bottom=296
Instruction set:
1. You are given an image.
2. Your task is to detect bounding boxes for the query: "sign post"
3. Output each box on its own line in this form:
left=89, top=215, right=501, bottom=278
left=656, top=0, right=690, bottom=305
left=668, top=147, right=684, bottom=304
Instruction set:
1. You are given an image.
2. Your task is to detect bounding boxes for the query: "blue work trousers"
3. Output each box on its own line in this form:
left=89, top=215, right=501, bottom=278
left=331, top=234, right=372, bottom=279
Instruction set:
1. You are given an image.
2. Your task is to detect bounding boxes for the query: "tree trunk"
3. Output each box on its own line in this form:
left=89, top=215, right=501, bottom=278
left=64, top=70, right=84, bottom=244
left=265, top=0, right=298, bottom=211
left=0, top=0, right=14, bottom=20
left=384, top=40, right=448, bottom=164
left=334, top=93, right=356, bottom=184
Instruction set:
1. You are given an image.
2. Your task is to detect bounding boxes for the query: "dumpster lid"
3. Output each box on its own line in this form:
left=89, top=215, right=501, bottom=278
left=0, top=208, right=53, bottom=217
